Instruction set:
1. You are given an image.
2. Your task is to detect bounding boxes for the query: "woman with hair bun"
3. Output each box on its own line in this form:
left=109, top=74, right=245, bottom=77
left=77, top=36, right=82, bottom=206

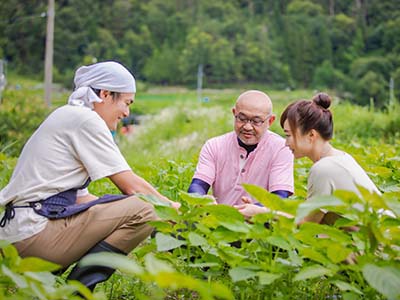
left=235, top=92, right=380, bottom=225
left=280, top=92, right=380, bottom=224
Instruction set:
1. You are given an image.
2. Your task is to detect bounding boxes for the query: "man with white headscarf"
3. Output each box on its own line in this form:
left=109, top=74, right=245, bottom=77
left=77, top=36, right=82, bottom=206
left=0, top=61, right=179, bottom=291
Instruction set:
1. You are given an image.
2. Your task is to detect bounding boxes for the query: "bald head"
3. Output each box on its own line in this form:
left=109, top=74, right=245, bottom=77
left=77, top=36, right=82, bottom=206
left=235, top=90, right=273, bottom=115
left=232, top=90, right=275, bottom=145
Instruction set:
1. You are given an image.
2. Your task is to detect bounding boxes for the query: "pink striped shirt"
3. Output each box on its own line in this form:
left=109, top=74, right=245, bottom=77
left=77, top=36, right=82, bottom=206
left=193, top=131, right=294, bottom=206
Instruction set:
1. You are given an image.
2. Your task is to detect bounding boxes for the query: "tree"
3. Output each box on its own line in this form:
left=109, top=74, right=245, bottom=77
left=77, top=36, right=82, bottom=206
left=284, top=0, right=331, bottom=87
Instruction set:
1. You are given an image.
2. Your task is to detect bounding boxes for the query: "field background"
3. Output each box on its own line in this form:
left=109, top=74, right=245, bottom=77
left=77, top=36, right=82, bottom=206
left=0, top=75, right=399, bottom=299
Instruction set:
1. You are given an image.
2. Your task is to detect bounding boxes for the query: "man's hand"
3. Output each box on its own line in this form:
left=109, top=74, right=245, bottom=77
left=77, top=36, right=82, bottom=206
left=76, top=193, right=99, bottom=204
left=170, top=201, right=181, bottom=210
left=234, top=204, right=270, bottom=219
left=241, top=196, right=252, bottom=204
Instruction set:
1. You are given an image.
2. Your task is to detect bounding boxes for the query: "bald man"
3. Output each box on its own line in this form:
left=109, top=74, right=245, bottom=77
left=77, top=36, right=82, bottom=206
left=188, top=90, right=294, bottom=208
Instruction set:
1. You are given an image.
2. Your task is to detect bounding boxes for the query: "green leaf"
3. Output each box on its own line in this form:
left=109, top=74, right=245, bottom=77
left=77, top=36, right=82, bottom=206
left=154, top=205, right=181, bottom=221
left=296, top=222, right=352, bottom=244
left=1, top=265, right=28, bottom=288
left=243, top=184, right=298, bottom=214
left=217, top=246, right=247, bottom=262
left=266, top=236, right=291, bottom=251
left=67, top=281, right=95, bottom=300
left=327, top=244, right=352, bottom=263
left=296, top=195, right=344, bottom=223
left=18, top=257, right=60, bottom=273
left=203, top=204, right=245, bottom=222
left=362, top=264, right=400, bottom=300
left=333, top=190, right=364, bottom=206
left=288, top=249, right=303, bottom=266
left=148, top=220, right=175, bottom=233
left=136, top=193, right=172, bottom=207
left=218, top=220, right=250, bottom=233
left=179, top=191, right=216, bottom=206
left=2, top=244, right=20, bottom=265
left=144, top=253, right=175, bottom=274
left=79, top=252, right=143, bottom=275
left=0, top=239, right=10, bottom=249
left=208, top=281, right=235, bottom=300
left=210, top=227, right=243, bottom=243
left=382, top=192, right=400, bottom=217
left=257, top=271, right=281, bottom=285
left=153, top=271, right=234, bottom=300
left=188, top=232, right=208, bottom=246
left=188, top=262, right=219, bottom=268
left=342, top=292, right=361, bottom=300
left=29, top=280, right=48, bottom=300
left=331, top=280, right=363, bottom=295
left=293, top=265, right=333, bottom=281
left=358, top=185, right=391, bottom=212
left=299, top=247, right=330, bottom=264
left=24, top=271, right=56, bottom=285
left=155, top=232, right=186, bottom=251
left=229, top=267, right=258, bottom=282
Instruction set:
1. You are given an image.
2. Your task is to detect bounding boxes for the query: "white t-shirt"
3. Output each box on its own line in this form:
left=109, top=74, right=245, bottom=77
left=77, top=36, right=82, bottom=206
left=307, top=152, right=380, bottom=199
left=0, top=105, right=130, bottom=243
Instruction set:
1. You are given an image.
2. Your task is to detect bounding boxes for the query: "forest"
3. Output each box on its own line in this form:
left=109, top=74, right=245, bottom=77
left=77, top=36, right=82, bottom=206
left=1, top=0, right=400, bottom=107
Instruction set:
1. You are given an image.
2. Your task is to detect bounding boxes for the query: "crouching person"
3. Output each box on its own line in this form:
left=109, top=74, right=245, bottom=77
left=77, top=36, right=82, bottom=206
left=0, top=61, right=180, bottom=291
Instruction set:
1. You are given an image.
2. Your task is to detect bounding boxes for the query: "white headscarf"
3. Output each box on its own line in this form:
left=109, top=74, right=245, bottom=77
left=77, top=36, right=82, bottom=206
left=68, top=61, right=136, bottom=108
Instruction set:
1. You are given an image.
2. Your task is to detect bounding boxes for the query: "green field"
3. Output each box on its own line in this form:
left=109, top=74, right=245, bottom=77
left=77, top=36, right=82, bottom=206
left=0, top=77, right=399, bottom=299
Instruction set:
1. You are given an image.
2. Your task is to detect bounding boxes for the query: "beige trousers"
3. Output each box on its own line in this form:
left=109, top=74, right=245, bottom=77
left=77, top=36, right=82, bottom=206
left=13, top=196, right=157, bottom=267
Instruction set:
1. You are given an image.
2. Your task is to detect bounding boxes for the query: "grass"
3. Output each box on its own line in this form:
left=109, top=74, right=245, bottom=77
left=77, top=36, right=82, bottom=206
left=1, top=75, right=399, bottom=300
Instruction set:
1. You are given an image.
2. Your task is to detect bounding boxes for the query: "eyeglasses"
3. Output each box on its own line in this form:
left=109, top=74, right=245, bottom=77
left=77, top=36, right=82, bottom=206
left=234, top=114, right=270, bottom=127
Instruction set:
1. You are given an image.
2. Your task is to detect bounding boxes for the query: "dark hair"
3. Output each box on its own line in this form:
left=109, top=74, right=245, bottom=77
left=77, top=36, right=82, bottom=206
left=280, top=92, right=333, bottom=140
left=91, top=87, right=120, bottom=100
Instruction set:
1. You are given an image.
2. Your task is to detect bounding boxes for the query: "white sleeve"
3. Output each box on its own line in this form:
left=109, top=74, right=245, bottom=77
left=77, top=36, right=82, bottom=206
left=73, top=116, right=131, bottom=181
left=76, top=188, right=89, bottom=197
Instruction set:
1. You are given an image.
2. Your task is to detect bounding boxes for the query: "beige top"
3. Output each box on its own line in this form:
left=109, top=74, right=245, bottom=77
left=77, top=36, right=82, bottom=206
left=307, top=152, right=380, bottom=199
left=0, top=105, right=130, bottom=243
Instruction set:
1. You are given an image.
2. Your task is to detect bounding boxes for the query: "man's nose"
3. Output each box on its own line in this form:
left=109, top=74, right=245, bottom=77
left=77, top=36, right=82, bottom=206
left=243, top=121, right=253, bottom=130
left=123, top=107, right=130, bottom=117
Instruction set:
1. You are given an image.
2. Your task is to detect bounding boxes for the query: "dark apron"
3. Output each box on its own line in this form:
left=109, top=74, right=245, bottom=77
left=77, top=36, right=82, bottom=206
left=0, top=179, right=128, bottom=227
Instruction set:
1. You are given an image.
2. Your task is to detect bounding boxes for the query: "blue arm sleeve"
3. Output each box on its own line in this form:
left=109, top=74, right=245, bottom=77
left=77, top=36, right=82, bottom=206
left=253, top=190, right=291, bottom=207
left=272, top=190, right=291, bottom=199
left=188, top=178, right=211, bottom=195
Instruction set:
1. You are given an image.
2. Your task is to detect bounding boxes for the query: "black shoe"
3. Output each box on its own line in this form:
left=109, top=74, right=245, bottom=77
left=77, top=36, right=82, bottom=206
left=67, top=241, right=126, bottom=291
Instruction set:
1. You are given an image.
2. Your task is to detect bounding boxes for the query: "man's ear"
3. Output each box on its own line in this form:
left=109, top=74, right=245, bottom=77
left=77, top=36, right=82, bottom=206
left=99, top=90, right=110, bottom=100
left=232, top=107, right=236, bottom=116
left=268, top=114, right=276, bottom=126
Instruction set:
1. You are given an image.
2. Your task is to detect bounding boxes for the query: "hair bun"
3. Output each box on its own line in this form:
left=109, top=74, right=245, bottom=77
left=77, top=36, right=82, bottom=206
left=312, top=92, right=331, bottom=109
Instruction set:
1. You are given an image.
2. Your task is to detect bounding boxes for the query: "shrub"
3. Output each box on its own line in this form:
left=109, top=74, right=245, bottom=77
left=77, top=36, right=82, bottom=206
left=0, top=89, right=51, bottom=156
left=350, top=56, right=393, bottom=81
left=312, top=60, right=351, bottom=91
left=355, top=71, right=388, bottom=107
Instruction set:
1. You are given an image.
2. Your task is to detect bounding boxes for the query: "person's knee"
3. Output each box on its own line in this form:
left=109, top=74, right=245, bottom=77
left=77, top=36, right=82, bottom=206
left=138, top=199, right=159, bottom=223
left=123, top=196, right=159, bottom=223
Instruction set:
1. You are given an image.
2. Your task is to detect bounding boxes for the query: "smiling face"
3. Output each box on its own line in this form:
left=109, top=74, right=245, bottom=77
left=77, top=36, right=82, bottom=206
left=283, top=119, right=312, bottom=159
left=232, top=90, right=275, bottom=145
left=93, top=91, right=135, bottom=130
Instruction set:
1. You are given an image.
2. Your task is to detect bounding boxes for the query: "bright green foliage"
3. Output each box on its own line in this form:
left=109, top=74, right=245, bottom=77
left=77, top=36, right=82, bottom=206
left=133, top=186, right=399, bottom=299
left=0, top=241, right=98, bottom=300
left=0, top=90, right=50, bottom=156
left=0, top=86, right=399, bottom=299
